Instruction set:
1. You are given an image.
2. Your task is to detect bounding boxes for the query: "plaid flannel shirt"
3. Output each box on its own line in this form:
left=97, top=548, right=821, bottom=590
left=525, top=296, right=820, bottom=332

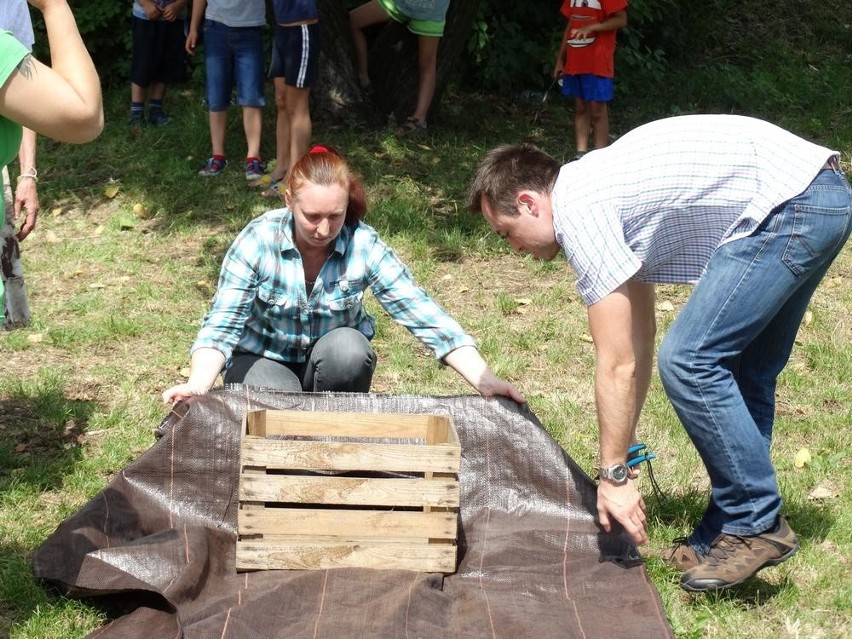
left=192, top=208, right=475, bottom=363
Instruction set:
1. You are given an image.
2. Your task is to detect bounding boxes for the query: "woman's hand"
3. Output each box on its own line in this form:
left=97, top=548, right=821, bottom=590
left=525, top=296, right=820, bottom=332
left=162, top=383, right=207, bottom=405
left=476, top=374, right=527, bottom=404
left=443, top=346, right=526, bottom=404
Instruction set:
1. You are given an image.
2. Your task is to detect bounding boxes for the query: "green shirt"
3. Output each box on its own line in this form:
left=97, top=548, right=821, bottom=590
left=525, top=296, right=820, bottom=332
left=0, top=29, right=27, bottom=221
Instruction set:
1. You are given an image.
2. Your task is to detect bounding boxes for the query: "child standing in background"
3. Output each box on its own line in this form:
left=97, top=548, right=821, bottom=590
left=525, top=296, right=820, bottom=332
left=553, top=0, right=627, bottom=160
left=130, top=0, right=189, bottom=127
left=186, top=0, right=267, bottom=179
left=259, top=0, right=322, bottom=199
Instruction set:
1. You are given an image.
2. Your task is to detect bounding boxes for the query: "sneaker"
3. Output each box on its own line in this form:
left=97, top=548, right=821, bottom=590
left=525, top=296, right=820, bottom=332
left=663, top=537, right=704, bottom=571
left=130, top=112, right=144, bottom=128
left=199, top=156, right=227, bottom=176
left=680, top=516, right=798, bottom=592
left=147, top=109, right=171, bottom=126
left=244, top=158, right=267, bottom=181
left=569, top=152, right=587, bottom=162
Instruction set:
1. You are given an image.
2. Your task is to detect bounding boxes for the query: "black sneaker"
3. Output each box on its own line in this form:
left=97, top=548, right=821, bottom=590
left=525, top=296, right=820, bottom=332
left=147, top=109, right=171, bottom=126
left=130, top=112, right=144, bottom=128
left=680, top=516, right=798, bottom=592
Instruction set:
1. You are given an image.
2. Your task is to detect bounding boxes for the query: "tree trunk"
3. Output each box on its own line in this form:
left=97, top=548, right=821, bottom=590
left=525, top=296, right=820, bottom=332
left=314, top=0, right=481, bottom=124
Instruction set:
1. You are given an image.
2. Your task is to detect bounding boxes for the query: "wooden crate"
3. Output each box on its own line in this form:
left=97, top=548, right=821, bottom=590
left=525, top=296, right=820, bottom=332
left=236, top=409, right=460, bottom=573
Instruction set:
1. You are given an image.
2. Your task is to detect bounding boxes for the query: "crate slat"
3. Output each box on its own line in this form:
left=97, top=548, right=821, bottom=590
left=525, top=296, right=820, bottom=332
left=240, top=475, right=459, bottom=507
left=236, top=539, right=457, bottom=572
left=238, top=410, right=459, bottom=573
left=241, top=438, right=460, bottom=473
left=246, top=409, right=448, bottom=439
left=238, top=509, right=457, bottom=538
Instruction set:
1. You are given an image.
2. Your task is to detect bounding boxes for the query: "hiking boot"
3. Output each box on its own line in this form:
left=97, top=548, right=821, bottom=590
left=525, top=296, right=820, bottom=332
left=199, top=156, right=227, bottom=176
left=663, top=537, right=703, bottom=571
left=680, top=516, right=798, bottom=592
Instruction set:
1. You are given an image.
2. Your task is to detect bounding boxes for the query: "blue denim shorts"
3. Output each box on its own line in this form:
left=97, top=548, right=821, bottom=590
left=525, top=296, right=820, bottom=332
left=561, top=74, right=614, bottom=102
left=203, top=19, right=266, bottom=111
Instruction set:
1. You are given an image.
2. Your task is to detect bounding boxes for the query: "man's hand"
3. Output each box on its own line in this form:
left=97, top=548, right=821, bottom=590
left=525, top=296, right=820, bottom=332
left=13, top=177, right=39, bottom=241
left=597, top=480, right=648, bottom=545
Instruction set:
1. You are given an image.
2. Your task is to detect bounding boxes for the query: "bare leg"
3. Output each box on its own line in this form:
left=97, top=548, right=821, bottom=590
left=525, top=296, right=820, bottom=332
left=589, top=100, right=610, bottom=148
left=149, top=81, right=167, bottom=102
left=271, top=79, right=312, bottom=183
left=242, top=106, right=263, bottom=160
left=349, top=0, right=390, bottom=86
left=411, top=35, right=440, bottom=122
left=209, top=110, right=228, bottom=157
left=573, top=98, right=590, bottom=153
left=130, top=82, right=147, bottom=103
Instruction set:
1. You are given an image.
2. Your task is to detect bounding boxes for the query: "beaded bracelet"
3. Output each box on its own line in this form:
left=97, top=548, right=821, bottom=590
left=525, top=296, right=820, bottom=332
left=16, top=168, right=38, bottom=184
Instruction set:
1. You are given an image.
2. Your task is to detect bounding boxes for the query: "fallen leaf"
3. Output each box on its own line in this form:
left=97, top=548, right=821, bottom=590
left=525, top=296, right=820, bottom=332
left=27, top=333, right=44, bottom=344
left=457, top=287, right=469, bottom=294
left=51, top=207, right=63, bottom=217
left=579, top=333, right=594, bottom=343
left=802, top=310, right=813, bottom=326
left=132, top=203, right=146, bottom=215
left=94, top=225, right=105, bottom=236
left=807, top=483, right=837, bottom=500
left=14, top=443, right=27, bottom=453
left=179, top=367, right=191, bottom=379
left=515, top=298, right=532, bottom=305
left=656, top=300, right=675, bottom=312
left=89, top=283, right=106, bottom=289
left=45, top=230, right=60, bottom=243
left=104, top=184, right=120, bottom=199
left=794, top=447, right=811, bottom=468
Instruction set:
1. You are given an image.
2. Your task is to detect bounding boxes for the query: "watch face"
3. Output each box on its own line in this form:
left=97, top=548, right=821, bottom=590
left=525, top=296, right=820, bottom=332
left=611, top=465, right=628, bottom=481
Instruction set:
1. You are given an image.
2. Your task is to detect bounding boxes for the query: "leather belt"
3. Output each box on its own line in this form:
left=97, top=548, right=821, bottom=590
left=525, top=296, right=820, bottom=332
left=823, top=156, right=841, bottom=171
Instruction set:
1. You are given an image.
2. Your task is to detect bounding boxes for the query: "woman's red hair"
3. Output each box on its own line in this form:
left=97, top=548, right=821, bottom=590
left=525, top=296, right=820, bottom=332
left=287, top=145, right=367, bottom=226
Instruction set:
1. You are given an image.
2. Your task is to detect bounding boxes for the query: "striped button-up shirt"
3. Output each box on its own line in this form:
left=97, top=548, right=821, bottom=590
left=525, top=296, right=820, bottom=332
left=192, top=208, right=475, bottom=363
left=552, top=114, right=838, bottom=305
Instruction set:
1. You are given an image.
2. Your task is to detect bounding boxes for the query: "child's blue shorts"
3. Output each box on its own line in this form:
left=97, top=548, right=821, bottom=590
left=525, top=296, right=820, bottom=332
left=203, top=19, right=266, bottom=111
left=560, top=74, right=614, bottom=102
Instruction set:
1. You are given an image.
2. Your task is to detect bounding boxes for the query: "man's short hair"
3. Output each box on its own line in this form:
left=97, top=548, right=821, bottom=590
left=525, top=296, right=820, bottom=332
left=466, top=144, right=560, bottom=216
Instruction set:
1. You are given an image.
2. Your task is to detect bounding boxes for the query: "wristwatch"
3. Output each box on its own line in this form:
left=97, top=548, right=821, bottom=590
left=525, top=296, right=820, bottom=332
left=598, top=463, right=629, bottom=485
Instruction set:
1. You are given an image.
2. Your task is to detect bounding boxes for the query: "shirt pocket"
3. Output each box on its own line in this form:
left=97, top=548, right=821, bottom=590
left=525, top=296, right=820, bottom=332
left=326, top=283, right=363, bottom=313
left=255, top=282, right=299, bottom=321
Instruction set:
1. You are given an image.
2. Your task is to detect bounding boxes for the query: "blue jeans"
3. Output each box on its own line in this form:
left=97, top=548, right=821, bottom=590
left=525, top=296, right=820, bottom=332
left=203, top=19, right=266, bottom=110
left=658, top=166, right=852, bottom=552
left=224, top=327, right=376, bottom=392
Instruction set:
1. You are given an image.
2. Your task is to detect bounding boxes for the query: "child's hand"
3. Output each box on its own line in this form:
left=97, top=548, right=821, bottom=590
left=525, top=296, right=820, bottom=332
left=162, top=4, right=180, bottom=21
left=140, top=0, right=163, bottom=20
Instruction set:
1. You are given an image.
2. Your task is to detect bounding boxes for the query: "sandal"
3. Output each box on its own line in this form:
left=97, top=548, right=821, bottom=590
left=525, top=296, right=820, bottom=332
left=261, top=179, right=285, bottom=200
left=395, top=117, right=427, bottom=136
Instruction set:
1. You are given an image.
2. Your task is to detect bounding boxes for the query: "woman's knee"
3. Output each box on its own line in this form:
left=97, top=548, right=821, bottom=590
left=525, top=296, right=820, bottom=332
left=224, top=354, right=301, bottom=391
left=309, top=328, right=376, bottom=391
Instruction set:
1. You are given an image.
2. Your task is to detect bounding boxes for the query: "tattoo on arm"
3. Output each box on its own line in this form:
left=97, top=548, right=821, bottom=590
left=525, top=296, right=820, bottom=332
left=15, top=55, right=34, bottom=80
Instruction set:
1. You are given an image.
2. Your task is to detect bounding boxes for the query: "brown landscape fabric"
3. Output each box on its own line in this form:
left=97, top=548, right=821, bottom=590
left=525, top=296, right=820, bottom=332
left=31, top=388, right=673, bottom=639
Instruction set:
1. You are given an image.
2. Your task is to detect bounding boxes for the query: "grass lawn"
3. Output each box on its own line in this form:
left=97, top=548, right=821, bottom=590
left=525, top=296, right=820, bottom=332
left=1, top=80, right=850, bottom=638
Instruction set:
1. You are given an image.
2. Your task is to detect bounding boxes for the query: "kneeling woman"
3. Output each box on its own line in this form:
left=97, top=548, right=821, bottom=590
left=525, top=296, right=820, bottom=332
left=163, top=146, right=524, bottom=404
